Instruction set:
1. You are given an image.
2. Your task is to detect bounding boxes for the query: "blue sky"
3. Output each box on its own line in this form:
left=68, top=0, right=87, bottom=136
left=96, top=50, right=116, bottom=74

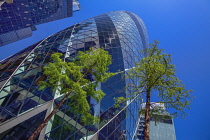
left=1, top=0, right=210, bottom=139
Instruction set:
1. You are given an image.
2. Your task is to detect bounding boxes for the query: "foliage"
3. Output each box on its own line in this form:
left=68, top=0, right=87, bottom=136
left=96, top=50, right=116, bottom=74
left=114, top=97, right=127, bottom=108
left=39, top=48, right=115, bottom=125
left=116, top=41, right=193, bottom=117
left=49, top=115, right=75, bottom=139
left=29, top=48, right=116, bottom=140
left=139, top=104, right=172, bottom=125
left=114, top=41, right=194, bottom=139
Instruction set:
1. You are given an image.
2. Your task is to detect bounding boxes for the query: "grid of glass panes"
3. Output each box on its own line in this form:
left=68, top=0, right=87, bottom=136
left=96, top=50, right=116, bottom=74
left=94, top=13, right=128, bottom=140
left=0, top=0, right=72, bottom=34
left=0, top=11, right=148, bottom=140
left=108, top=11, right=148, bottom=139
left=0, top=26, right=75, bottom=124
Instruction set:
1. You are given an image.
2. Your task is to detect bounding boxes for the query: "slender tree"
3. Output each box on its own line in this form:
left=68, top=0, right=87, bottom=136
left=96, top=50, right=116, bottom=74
left=115, top=41, right=193, bottom=140
left=28, top=48, right=115, bottom=140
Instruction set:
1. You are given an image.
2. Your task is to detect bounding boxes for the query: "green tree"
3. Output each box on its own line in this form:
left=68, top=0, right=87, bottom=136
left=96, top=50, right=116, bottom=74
left=28, top=48, right=115, bottom=140
left=115, top=41, right=193, bottom=140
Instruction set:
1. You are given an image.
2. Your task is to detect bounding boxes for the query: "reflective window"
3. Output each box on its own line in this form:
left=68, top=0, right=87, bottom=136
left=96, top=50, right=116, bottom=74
left=0, top=11, right=148, bottom=140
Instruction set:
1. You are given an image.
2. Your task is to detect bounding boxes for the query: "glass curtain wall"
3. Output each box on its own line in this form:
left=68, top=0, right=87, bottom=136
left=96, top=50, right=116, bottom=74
left=0, top=11, right=148, bottom=140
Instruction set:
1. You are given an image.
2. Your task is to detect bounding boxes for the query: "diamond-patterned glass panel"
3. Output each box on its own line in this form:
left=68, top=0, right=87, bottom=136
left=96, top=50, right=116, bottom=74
left=0, top=11, right=148, bottom=140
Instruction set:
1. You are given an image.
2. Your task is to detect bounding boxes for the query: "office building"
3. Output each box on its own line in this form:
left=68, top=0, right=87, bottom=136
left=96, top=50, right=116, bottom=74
left=0, top=11, right=148, bottom=139
left=0, top=0, right=80, bottom=47
left=135, top=103, right=176, bottom=140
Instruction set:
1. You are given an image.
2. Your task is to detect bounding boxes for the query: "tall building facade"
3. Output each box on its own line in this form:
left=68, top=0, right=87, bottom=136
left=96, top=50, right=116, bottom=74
left=0, top=11, right=148, bottom=140
left=0, top=0, right=80, bottom=47
left=135, top=103, right=176, bottom=140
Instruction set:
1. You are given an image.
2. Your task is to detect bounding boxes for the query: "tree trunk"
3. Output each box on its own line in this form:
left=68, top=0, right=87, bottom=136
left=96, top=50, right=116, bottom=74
left=28, top=63, right=96, bottom=140
left=144, top=90, right=151, bottom=140
left=28, top=92, right=70, bottom=140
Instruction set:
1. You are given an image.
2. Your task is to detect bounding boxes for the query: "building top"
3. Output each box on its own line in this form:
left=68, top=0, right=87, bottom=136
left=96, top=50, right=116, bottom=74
left=141, top=102, right=166, bottom=110
left=73, top=0, right=80, bottom=11
left=136, top=102, right=176, bottom=140
left=0, top=0, right=80, bottom=47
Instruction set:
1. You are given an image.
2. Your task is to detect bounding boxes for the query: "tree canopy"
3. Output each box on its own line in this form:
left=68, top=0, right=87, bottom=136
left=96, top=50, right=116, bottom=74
left=29, top=48, right=115, bottom=140
left=115, top=41, right=193, bottom=140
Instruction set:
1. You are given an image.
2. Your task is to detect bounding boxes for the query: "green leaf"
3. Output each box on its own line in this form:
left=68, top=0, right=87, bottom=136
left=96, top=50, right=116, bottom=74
left=38, top=48, right=116, bottom=125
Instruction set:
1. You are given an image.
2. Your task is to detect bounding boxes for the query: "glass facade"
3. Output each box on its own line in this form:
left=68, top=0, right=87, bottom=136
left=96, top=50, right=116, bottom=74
left=135, top=103, right=177, bottom=140
left=136, top=117, right=176, bottom=140
left=0, top=11, right=148, bottom=140
left=0, top=27, right=34, bottom=46
left=0, top=0, right=80, bottom=47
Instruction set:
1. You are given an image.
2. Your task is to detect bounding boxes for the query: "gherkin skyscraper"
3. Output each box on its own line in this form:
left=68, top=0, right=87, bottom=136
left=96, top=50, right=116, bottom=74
left=0, top=11, right=148, bottom=140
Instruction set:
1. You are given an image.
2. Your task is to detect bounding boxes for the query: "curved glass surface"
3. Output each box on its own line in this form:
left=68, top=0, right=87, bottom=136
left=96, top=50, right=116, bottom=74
left=0, top=11, right=148, bottom=140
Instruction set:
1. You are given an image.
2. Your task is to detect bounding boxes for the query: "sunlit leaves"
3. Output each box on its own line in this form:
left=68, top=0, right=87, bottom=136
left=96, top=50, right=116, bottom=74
left=116, top=41, right=193, bottom=118
left=39, top=48, right=115, bottom=125
left=134, top=41, right=193, bottom=118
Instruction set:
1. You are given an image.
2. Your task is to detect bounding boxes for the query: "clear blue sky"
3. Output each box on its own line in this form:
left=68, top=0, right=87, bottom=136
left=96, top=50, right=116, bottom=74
left=1, top=0, right=210, bottom=139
